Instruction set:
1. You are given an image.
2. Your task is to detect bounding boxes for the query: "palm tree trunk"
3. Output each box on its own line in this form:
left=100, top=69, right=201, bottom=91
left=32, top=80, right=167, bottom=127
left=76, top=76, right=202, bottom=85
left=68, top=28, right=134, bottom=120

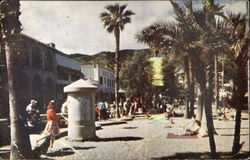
left=204, top=59, right=217, bottom=155
left=114, top=27, right=120, bottom=118
left=0, top=23, right=7, bottom=117
left=232, top=107, right=242, bottom=154
left=184, top=56, right=190, bottom=119
left=232, top=64, right=247, bottom=154
left=214, top=55, right=219, bottom=114
left=189, top=59, right=194, bottom=117
left=190, top=50, right=216, bottom=155
left=4, top=36, right=34, bottom=159
left=196, top=89, right=203, bottom=121
left=201, top=85, right=216, bottom=155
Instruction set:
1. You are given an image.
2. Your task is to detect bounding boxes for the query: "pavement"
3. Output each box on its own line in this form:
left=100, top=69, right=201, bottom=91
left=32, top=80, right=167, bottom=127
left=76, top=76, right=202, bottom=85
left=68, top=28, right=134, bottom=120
left=30, top=116, right=135, bottom=150
left=1, top=112, right=249, bottom=159
left=35, top=112, right=249, bottom=159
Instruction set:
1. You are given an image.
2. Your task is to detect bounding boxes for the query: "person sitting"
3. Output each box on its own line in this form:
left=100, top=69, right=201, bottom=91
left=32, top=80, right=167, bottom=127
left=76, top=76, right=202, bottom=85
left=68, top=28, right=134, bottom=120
left=179, top=117, right=201, bottom=136
left=184, top=118, right=201, bottom=135
left=26, top=100, right=40, bottom=124
left=26, top=99, right=38, bottom=114
left=166, top=107, right=175, bottom=124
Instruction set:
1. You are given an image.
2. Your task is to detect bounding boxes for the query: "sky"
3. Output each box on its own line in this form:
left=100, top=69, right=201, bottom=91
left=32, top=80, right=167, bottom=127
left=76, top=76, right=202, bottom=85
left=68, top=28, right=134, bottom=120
left=19, top=1, right=247, bottom=55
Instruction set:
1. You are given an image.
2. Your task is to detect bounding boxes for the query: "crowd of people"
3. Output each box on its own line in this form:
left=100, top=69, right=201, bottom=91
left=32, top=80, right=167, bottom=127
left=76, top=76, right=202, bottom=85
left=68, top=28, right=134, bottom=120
left=94, top=97, right=143, bottom=121
left=25, top=94, right=236, bottom=148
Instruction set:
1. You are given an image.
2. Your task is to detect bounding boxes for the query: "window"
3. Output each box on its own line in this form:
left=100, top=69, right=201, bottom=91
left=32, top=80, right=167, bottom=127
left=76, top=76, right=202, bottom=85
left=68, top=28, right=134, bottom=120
left=71, top=74, right=79, bottom=82
left=99, top=76, right=103, bottom=85
left=107, top=78, right=111, bottom=87
left=31, top=47, right=42, bottom=69
left=104, top=77, right=106, bottom=85
left=44, top=51, right=53, bottom=71
left=58, top=67, right=68, bottom=81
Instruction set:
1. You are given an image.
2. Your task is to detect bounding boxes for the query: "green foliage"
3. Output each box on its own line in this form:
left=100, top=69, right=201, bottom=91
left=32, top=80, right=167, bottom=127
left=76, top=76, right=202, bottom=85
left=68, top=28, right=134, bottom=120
left=120, top=50, right=153, bottom=100
left=0, top=0, right=22, bottom=37
left=161, top=54, right=183, bottom=100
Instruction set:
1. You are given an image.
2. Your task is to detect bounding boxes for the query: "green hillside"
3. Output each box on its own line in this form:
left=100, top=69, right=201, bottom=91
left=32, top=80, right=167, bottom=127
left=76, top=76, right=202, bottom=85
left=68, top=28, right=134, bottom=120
left=69, top=49, right=150, bottom=70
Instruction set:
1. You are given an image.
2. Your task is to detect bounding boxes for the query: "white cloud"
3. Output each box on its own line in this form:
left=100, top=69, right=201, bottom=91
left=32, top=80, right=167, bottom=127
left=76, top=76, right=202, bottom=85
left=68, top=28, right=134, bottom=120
left=20, top=1, right=174, bottom=55
left=20, top=1, right=247, bottom=55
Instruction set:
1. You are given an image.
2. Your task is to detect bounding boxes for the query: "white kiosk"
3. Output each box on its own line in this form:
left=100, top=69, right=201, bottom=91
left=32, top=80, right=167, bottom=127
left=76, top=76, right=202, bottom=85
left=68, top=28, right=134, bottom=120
left=64, top=79, right=98, bottom=141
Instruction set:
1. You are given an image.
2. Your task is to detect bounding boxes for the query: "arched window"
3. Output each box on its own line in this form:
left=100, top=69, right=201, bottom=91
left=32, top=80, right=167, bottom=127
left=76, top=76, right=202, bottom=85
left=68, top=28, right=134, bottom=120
left=44, top=51, right=54, bottom=71
left=31, top=47, right=42, bottom=69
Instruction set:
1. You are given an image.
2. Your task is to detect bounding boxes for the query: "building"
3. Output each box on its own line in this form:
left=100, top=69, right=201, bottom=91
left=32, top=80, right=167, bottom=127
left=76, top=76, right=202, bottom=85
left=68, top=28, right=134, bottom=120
left=81, top=64, right=115, bottom=101
left=0, top=33, right=82, bottom=117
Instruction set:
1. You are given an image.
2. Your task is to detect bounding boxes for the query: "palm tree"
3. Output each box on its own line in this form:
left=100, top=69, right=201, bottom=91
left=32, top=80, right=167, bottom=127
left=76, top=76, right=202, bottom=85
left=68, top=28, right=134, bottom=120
left=221, top=13, right=248, bottom=154
left=100, top=4, right=135, bottom=118
left=137, top=0, right=226, bottom=155
left=172, top=0, right=230, bottom=154
left=0, top=0, right=37, bottom=159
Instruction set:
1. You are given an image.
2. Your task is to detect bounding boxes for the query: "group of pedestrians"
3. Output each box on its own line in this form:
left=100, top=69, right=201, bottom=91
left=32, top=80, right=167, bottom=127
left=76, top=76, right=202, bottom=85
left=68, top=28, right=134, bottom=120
left=94, top=97, right=143, bottom=121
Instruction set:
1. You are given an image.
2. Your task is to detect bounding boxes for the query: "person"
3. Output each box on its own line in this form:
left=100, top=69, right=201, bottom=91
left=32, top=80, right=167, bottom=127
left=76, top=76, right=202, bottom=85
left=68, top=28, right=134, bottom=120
left=36, top=100, right=60, bottom=149
left=95, top=102, right=100, bottom=121
left=183, top=118, right=201, bottom=135
left=61, top=99, right=70, bottom=114
left=165, top=107, right=175, bottom=124
left=178, top=117, right=201, bottom=136
left=108, top=101, right=116, bottom=118
left=124, top=98, right=131, bottom=116
left=98, top=101, right=107, bottom=121
left=26, top=99, right=38, bottom=113
left=26, top=100, right=40, bottom=126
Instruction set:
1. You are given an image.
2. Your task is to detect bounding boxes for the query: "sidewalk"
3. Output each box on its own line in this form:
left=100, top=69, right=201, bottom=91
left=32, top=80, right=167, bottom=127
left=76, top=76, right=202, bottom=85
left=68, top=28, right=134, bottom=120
left=30, top=116, right=135, bottom=150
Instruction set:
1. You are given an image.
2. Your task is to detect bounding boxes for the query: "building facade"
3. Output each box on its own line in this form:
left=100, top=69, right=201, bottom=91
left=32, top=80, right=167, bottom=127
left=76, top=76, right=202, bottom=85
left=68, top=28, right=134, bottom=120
left=81, top=64, right=115, bottom=101
left=0, top=34, right=82, bottom=117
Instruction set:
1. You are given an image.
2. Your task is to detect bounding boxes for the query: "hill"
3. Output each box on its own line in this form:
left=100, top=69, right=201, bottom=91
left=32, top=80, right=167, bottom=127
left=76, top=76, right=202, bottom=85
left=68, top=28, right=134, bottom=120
left=70, top=49, right=150, bottom=70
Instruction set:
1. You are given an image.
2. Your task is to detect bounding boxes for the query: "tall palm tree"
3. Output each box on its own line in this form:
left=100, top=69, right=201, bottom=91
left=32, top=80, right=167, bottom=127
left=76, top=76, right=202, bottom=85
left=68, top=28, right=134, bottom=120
left=172, top=0, right=229, bottom=154
left=0, top=0, right=37, bottom=159
left=221, top=13, right=248, bottom=154
left=137, top=0, right=226, bottom=155
left=100, top=4, right=135, bottom=118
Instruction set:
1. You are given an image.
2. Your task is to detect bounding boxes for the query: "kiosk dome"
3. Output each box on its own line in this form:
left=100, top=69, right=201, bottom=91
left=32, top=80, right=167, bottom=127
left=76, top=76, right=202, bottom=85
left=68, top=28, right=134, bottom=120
left=64, top=79, right=98, bottom=93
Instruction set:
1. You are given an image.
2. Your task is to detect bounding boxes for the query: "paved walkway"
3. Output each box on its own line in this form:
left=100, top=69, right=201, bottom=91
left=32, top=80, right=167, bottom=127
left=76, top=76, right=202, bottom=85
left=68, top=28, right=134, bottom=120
left=31, top=113, right=249, bottom=159
left=1, top=113, right=249, bottom=159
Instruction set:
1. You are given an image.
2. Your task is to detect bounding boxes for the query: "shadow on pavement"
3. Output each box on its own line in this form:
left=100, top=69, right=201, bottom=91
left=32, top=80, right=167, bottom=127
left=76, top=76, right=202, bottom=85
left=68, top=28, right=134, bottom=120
left=215, top=127, right=249, bottom=130
left=219, top=133, right=249, bottom=136
left=39, top=146, right=96, bottom=159
left=152, top=151, right=250, bottom=159
left=62, top=146, right=96, bottom=150
left=122, top=127, right=138, bottom=129
left=94, top=136, right=143, bottom=142
left=45, top=149, right=74, bottom=157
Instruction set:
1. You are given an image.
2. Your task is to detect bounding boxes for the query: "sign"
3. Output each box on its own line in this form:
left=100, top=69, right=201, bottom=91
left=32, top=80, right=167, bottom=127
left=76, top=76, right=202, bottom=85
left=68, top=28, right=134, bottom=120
left=149, top=57, right=164, bottom=86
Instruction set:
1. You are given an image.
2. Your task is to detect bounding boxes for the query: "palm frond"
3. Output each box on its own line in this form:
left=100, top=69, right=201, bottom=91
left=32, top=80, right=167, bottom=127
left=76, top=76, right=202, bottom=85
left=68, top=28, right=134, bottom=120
left=119, top=4, right=127, bottom=15
left=107, top=24, right=115, bottom=33
left=123, top=10, right=135, bottom=17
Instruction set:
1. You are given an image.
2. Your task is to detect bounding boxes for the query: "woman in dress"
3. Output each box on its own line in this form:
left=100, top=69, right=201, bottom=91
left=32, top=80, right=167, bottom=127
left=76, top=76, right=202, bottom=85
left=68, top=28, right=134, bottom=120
left=36, top=100, right=60, bottom=148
